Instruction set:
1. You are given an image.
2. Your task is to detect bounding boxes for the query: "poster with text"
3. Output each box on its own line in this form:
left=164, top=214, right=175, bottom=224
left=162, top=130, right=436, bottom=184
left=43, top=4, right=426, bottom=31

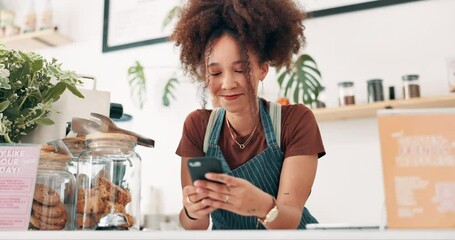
left=0, top=144, right=40, bottom=230
left=378, top=109, right=455, bottom=229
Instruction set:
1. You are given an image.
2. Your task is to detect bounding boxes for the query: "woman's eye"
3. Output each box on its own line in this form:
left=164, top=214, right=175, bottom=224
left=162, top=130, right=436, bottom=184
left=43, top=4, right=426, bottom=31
left=210, top=72, right=221, bottom=76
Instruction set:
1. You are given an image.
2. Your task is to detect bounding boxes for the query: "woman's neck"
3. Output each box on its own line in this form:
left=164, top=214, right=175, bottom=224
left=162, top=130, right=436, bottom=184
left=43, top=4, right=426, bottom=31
left=225, top=111, right=260, bottom=137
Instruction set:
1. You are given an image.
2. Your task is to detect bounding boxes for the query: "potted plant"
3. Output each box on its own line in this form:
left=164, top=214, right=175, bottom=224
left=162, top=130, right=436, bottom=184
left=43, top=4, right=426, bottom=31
left=276, top=53, right=324, bottom=108
left=0, top=46, right=84, bottom=143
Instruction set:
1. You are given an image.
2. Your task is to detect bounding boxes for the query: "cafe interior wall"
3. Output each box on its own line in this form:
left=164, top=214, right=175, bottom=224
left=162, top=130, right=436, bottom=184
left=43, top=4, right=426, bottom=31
left=32, top=0, right=455, bottom=226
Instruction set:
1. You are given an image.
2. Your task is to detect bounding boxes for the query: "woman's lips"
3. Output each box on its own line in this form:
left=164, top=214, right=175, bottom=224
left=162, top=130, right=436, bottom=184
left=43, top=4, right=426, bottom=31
left=222, top=94, right=241, bottom=101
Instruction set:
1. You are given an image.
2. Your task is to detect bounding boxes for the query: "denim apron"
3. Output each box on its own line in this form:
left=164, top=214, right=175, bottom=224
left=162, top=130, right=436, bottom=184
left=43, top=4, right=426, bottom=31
left=205, top=99, right=318, bottom=229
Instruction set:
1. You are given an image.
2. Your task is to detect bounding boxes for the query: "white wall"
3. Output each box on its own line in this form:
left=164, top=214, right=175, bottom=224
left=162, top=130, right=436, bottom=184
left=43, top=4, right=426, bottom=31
left=22, top=0, right=455, bottom=226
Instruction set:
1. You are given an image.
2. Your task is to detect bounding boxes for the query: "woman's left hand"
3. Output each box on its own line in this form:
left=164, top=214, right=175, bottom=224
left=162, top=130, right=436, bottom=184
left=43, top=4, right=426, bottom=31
left=193, top=173, right=270, bottom=217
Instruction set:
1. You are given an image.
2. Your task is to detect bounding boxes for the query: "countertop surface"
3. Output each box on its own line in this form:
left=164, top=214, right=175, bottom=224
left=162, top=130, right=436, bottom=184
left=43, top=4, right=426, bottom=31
left=0, top=229, right=454, bottom=240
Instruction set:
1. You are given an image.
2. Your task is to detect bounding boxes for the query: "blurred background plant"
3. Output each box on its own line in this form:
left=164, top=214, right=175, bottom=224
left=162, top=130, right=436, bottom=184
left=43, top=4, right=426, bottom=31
left=0, top=46, right=83, bottom=143
left=276, top=54, right=324, bottom=108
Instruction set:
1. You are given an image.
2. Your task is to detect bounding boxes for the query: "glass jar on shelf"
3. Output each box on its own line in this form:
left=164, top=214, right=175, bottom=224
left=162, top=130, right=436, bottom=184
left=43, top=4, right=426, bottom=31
left=29, top=146, right=76, bottom=230
left=75, top=133, right=141, bottom=230
left=367, top=79, right=384, bottom=103
left=402, top=74, right=421, bottom=99
left=338, top=81, right=356, bottom=106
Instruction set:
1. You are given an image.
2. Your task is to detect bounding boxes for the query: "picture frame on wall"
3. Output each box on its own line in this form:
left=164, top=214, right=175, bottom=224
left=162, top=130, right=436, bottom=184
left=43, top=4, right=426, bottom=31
left=102, top=0, right=179, bottom=53
left=102, top=0, right=423, bottom=52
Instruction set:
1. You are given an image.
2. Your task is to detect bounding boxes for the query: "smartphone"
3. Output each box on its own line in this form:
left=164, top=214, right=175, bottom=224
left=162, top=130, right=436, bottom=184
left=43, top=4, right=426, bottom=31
left=187, top=157, right=223, bottom=183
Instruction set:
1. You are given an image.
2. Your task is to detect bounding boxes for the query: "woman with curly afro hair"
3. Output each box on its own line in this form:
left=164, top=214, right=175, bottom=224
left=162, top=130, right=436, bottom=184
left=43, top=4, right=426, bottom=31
left=174, top=0, right=325, bottom=230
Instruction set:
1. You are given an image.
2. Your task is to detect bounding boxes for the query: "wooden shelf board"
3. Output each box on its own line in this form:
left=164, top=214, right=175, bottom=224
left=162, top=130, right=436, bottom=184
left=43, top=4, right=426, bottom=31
left=0, top=28, right=72, bottom=50
left=313, top=94, right=455, bottom=122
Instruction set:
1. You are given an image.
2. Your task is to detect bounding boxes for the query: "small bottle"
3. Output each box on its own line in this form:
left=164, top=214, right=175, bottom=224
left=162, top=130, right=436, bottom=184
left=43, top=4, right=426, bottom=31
left=23, top=0, right=37, bottom=33
left=338, top=81, right=355, bottom=106
left=39, top=0, right=53, bottom=30
left=75, top=133, right=142, bottom=230
left=367, top=79, right=384, bottom=103
left=30, top=146, right=76, bottom=230
left=402, top=74, right=420, bottom=99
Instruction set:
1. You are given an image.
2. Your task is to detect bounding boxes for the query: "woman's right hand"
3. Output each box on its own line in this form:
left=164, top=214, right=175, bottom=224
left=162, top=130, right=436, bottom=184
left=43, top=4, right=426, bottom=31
left=182, top=184, right=216, bottom=219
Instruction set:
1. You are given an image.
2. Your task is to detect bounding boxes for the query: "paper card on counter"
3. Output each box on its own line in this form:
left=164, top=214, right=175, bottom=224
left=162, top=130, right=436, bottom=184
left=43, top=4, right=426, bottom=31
left=0, top=144, right=40, bottom=230
left=377, top=109, right=455, bottom=229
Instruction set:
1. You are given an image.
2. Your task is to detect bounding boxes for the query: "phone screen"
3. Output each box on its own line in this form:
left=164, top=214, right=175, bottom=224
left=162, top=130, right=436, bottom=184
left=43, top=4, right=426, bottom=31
left=187, top=157, right=223, bottom=183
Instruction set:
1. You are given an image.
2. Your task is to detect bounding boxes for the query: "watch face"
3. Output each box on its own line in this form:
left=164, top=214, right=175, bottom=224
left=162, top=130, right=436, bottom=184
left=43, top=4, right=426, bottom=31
left=266, top=206, right=279, bottom=223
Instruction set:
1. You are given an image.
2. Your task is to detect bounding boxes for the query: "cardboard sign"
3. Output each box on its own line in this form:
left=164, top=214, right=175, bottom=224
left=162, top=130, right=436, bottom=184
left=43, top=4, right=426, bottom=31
left=0, top=144, right=40, bottom=230
left=378, top=109, right=455, bottom=229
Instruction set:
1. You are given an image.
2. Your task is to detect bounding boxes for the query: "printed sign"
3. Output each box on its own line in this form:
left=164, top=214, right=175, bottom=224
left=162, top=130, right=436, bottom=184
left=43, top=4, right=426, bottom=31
left=378, top=109, right=455, bottom=229
left=0, top=144, right=40, bottom=230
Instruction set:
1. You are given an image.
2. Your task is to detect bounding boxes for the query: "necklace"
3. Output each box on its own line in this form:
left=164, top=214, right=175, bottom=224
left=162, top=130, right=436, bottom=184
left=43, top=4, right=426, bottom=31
left=225, top=117, right=259, bottom=149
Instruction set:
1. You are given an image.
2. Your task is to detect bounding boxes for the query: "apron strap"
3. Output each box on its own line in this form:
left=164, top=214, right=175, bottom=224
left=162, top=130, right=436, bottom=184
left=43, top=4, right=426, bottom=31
left=203, top=102, right=281, bottom=153
left=203, top=108, right=221, bottom=153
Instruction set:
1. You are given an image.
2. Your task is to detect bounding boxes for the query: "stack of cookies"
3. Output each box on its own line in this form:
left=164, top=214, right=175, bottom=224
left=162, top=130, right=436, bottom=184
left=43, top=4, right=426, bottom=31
left=29, top=184, right=67, bottom=230
left=76, top=176, right=133, bottom=229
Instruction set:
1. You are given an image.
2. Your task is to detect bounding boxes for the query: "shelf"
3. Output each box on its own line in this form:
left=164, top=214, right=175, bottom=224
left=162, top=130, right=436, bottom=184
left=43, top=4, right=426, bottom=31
left=313, top=94, right=455, bottom=122
left=0, top=28, right=72, bottom=50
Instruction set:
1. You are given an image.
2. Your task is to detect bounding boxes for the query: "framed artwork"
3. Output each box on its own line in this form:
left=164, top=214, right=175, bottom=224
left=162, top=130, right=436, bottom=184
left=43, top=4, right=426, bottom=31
left=102, top=0, right=424, bottom=52
left=102, top=0, right=179, bottom=52
left=303, top=0, right=424, bottom=18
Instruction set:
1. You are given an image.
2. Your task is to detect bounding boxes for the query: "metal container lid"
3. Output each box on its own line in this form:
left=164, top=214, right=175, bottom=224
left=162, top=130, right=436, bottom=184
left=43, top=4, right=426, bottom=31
left=338, top=81, right=354, bottom=87
left=402, top=74, right=419, bottom=81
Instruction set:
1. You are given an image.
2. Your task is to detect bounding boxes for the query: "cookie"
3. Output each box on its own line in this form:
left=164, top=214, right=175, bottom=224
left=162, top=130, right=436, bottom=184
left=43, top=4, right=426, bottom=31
left=32, top=201, right=66, bottom=218
left=115, top=187, right=131, bottom=206
left=125, top=213, right=134, bottom=227
left=77, top=195, right=105, bottom=214
left=29, top=215, right=64, bottom=230
left=32, top=209, right=67, bottom=226
left=33, top=184, right=60, bottom=206
left=76, top=214, right=96, bottom=229
left=103, top=201, right=126, bottom=215
left=96, top=177, right=131, bottom=206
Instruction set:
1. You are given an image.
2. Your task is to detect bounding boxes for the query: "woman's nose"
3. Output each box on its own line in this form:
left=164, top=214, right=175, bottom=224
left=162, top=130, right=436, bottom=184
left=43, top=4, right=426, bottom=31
left=221, top=72, right=237, bottom=90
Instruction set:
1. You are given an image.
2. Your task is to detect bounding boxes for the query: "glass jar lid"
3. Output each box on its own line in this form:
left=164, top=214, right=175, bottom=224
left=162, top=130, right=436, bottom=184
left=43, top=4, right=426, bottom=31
left=402, top=74, right=419, bottom=81
left=338, top=81, right=354, bottom=87
left=39, top=145, right=72, bottom=169
left=85, top=133, right=138, bottom=149
left=367, top=79, right=383, bottom=84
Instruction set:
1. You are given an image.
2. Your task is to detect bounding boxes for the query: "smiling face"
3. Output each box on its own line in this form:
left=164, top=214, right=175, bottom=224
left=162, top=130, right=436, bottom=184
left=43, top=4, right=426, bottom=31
left=205, top=34, right=268, bottom=115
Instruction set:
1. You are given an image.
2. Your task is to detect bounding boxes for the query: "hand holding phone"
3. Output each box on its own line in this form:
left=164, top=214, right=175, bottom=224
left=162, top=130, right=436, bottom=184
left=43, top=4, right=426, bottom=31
left=187, top=157, right=223, bottom=183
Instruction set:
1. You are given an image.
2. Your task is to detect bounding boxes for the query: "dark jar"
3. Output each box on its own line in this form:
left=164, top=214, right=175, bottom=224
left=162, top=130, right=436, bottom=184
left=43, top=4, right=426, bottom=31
left=367, top=79, right=384, bottom=103
left=402, top=74, right=420, bottom=99
left=338, top=81, right=356, bottom=106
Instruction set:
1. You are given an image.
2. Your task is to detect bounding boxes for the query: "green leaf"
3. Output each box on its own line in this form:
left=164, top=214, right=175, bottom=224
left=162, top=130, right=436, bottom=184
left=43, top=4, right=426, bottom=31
left=43, top=81, right=67, bottom=102
left=162, top=77, right=179, bottom=107
left=162, top=6, right=181, bottom=30
left=127, top=61, right=147, bottom=109
left=65, top=82, right=84, bottom=98
left=0, top=100, right=10, bottom=112
left=35, top=118, right=54, bottom=125
left=31, top=58, right=44, bottom=72
left=277, top=53, right=323, bottom=105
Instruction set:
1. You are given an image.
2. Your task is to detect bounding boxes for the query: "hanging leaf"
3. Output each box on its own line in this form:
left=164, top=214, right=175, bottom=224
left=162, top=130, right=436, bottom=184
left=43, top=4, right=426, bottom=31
left=162, top=6, right=182, bottom=30
left=127, top=61, right=147, bottom=109
left=162, top=76, right=179, bottom=107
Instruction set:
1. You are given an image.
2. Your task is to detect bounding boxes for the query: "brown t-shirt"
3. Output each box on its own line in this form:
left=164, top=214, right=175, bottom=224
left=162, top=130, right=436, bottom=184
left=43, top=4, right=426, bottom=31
left=176, top=99, right=326, bottom=169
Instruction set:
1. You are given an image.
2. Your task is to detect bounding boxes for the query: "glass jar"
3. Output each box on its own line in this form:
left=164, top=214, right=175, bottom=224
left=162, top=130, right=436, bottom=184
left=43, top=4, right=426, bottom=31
left=29, top=146, right=76, bottom=230
left=367, top=79, right=384, bottom=103
left=402, top=74, right=420, bottom=99
left=75, top=133, right=141, bottom=230
left=338, top=81, right=355, bottom=106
